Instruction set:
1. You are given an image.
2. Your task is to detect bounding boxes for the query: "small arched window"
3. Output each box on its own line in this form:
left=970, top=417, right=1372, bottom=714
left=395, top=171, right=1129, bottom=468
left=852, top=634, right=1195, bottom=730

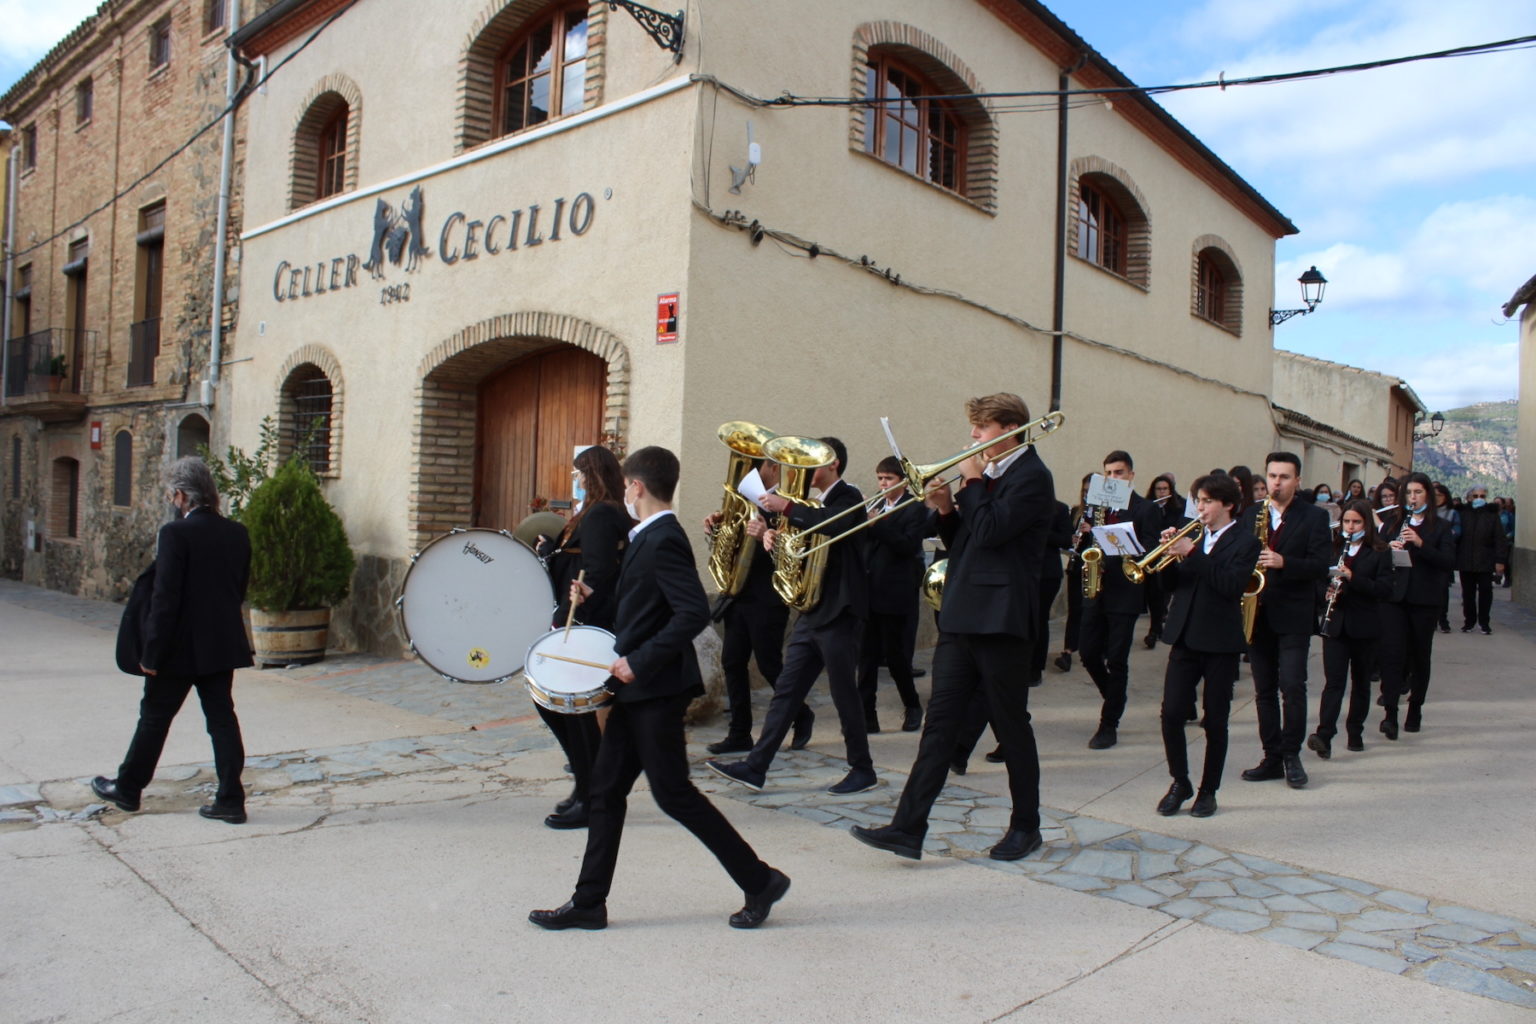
left=291, top=89, right=357, bottom=209
left=113, top=431, right=133, bottom=507
left=1192, top=243, right=1243, bottom=335
left=1077, top=182, right=1126, bottom=276
left=864, top=54, right=966, bottom=192
left=317, top=105, right=349, bottom=200
left=496, top=4, right=589, bottom=137
left=51, top=457, right=79, bottom=538
left=282, top=364, right=335, bottom=475
left=177, top=414, right=210, bottom=458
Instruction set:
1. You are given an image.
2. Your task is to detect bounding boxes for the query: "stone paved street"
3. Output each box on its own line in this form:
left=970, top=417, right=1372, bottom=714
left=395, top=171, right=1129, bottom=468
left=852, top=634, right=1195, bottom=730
left=2, top=577, right=1534, bottom=1022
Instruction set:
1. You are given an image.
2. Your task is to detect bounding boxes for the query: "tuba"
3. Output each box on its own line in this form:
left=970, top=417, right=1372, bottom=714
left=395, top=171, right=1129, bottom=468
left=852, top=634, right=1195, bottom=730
left=1241, top=499, right=1271, bottom=642
left=1081, top=505, right=1106, bottom=599
left=1122, top=519, right=1203, bottom=585
left=761, top=435, right=837, bottom=613
left=921, top=557, right=947, bottom=611
left=706, top=421, right=777, bottom=597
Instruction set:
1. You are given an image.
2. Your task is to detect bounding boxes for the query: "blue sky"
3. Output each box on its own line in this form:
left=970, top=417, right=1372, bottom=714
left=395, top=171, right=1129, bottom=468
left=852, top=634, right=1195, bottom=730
left=3, top=0, right=1533, bottom=411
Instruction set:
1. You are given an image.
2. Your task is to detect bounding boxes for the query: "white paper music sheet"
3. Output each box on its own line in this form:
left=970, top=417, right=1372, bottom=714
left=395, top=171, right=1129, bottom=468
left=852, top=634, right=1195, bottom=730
left=1092, top=522, right=1145, bottom=557
left=1086, top=473, right=1132, bottom=511
left=1184, top=494, right=1200, bottom=521
left=735, top=467, right=775, bottom=511
left=880, top=417, right=905, bottom=461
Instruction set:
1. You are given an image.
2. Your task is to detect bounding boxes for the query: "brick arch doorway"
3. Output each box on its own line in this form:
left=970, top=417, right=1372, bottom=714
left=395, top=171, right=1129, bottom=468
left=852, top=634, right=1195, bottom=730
left=474, top=346, right=606, bottom=530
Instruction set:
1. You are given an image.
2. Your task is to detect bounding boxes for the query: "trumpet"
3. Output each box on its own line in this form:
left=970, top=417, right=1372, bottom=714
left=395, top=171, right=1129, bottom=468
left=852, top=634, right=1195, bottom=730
left=1122, top=519, right=1203, bottom=585
left=706, top=421, right=777, bottom=597
left=791, top=411, right=1068, bottom=560
left=1241, top=499, right=1271, bottom=643
left=761, top=434, right=837, bottom=612
left=1081, top=505, right=1106, bottom=599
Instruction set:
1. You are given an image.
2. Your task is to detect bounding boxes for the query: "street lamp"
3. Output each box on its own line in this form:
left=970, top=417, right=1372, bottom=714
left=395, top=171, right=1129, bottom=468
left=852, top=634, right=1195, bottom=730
left=1270, top=266, right=1328, bottom=326
left=1412, top=411, right=1446, bottom=442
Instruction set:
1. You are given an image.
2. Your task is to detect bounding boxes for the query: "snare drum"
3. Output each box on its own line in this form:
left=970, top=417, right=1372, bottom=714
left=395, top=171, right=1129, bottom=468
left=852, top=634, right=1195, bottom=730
left=524, top=626, right=618, bottom=714
left=397, top=528, right=554, bottom=683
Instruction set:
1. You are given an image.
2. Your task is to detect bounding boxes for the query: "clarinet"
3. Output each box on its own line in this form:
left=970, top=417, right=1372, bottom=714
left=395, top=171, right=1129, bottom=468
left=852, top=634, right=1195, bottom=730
left=1319, top=550, right=1348, bottom=635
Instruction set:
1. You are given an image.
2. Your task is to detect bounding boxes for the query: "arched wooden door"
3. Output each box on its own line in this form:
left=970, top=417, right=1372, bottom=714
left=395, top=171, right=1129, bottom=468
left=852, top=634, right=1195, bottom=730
left=474, top=346, right=606, bottom=530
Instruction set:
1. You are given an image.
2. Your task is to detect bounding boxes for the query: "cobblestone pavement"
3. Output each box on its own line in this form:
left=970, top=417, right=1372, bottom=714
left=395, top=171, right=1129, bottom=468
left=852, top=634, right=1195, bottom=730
left=5, top=578, right=1535, bottom=1012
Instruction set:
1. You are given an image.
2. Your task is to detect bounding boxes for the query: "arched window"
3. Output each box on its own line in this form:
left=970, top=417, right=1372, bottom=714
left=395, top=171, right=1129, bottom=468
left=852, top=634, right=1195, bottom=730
left=317, top=105, right=349, bottom=200
left=113, top=431, right=133, bottom=506
left=495, top=4, right=589, bottom=137
left=864, top=54, right=966, bottom=192
left=281, top=364, right=335, bottom=475
left=291, top=87, right=358, bottom=209
left=1192, top=241, right=1244, bottom=335
left=177, top=413, right=210, bottom=458
left=51, top=457, right=79, bottom=538
left=1070, top=161, right=1152, bottom=288
left=1077, top=182, right=1126, bottom=275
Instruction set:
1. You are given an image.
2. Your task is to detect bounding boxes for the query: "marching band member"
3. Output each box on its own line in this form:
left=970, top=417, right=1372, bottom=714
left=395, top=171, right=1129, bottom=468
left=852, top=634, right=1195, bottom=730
left=1377, top=473, right=1457, bottom=737
left=708, top=438, right=876, bottom=794
left=1053, top=473, right=1095, bottom=673
left=1079, top=450, right=1163, bottom=750
left=858, top=456, right=928, bottom=733
left=1240, top=452, right=1332, bottom=790
left=851, top=394, right=1054, bottom=862
left=1143, top=473, right=1183, bottom=648
left=1154, top=474, right=1259, bottom=818
left=1308, top=501, right=1393, bottom=757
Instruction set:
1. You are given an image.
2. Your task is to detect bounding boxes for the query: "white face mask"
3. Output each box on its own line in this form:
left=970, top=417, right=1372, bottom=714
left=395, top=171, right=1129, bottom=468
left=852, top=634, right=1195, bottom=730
left=623, top=484, right=639, bottom=520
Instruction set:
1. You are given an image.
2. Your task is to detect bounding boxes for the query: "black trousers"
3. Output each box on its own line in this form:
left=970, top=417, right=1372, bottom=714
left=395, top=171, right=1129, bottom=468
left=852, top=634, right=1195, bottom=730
left=1317, top=635, right=1376, bottom=740
left=858, top=611, right=921, bottom=715
left=720, top=597, right=790, bottom=739
left=573, top=692, right=769, bottom=908
left=1460, top=571, right=1494, bottom=630
left=117, top=670, right=245, bottom=806
left=1379, top=602, right=1437, bottom=710
left=535, top=704, right=601, bottom=801
left=1080, top=600, right=1137, bottom=727
left=893, top=633, right=1039, bottom=836
left=1061, top=560, right=1084, bottom=652
left=1146, top=574, right=1170, bottom=639
left=1031, top=574, right=1062, bottom=678
left=1160, top=645, right=1237, bottom=793
left=1247, top=617, right=1312, bottom=760
left=746, top=611, right=870, bottom=775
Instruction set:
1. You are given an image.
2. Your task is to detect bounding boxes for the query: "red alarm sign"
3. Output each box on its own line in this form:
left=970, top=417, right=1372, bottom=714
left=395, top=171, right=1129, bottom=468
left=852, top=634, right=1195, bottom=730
left=656, top=292, right=679, bottom=344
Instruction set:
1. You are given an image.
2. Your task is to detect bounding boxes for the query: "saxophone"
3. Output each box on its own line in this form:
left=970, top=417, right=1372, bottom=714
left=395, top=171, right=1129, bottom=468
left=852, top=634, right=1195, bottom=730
left=706, top=422, right=777, bottom=597
left=1081, top=505, right=1106, bottom=599
left=1241, top=499, right=1270, bottom=642
left=761, top=435, right=837, bottom=613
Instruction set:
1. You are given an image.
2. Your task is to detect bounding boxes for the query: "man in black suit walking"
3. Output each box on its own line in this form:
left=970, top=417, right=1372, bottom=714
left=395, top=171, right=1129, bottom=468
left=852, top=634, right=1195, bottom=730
left=851, top=393, right=1054, bottom=862
left=1153, top=474, right=1261, bottom=818
left=1240, top=452, right=1332, bottom=789
left=92, top=457, right=253, bottom=823
left=1079, top=450, right=1164, bottom=750
left=858, top=455, right=927, bottom=734
left=708, top=437, right=875, bottom=794
left=530, top=447, right=789, bottom=931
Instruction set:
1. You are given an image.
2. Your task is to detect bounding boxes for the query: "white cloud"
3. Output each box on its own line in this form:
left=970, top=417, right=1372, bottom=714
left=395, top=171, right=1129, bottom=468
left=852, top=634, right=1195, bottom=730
left=0, top=0, right=102, bottom=76
left=1401, top=340, right=1519, bottom=411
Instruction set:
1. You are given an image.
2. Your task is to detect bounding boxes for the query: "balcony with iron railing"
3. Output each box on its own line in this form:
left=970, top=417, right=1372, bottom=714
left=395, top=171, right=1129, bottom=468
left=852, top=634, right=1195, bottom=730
left=2, top=328, right=93, bottom=421
left=128, top=318, right=161, bottom=388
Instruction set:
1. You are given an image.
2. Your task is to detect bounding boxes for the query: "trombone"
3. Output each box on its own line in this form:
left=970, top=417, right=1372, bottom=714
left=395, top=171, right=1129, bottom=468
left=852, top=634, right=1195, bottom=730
left=1121, top=519, right=1203, bottom=585
left=788, top=411, right=1068, bottom=560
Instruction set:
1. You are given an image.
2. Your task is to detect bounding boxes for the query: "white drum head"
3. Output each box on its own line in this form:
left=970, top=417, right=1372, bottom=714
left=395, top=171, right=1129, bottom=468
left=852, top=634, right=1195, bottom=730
left=399, top=529, right=554, bottom=683
left=525, top=626, right=618, bottom=714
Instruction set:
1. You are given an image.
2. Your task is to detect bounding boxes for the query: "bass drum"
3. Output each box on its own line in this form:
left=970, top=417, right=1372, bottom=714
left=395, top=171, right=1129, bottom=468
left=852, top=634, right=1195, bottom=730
left=397, top=528, right=554, bottom=683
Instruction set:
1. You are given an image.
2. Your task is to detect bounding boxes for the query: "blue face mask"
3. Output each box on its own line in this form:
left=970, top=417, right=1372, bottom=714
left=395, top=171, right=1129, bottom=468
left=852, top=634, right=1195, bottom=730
left=572, top=482, right=586, bottom=504
left=1471, top=498, right=1487, bottom=509
left=1409, top=503, right=1427, bottom=515
left=1346, top=529, right=1364, bottom=542
left=1315, top=493, right=1331, bottom=503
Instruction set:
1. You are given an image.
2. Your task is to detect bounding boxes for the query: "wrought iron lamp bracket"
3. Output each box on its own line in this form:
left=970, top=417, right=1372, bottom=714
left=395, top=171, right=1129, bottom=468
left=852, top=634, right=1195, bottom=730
left=607, top=2, right=685, bottom=57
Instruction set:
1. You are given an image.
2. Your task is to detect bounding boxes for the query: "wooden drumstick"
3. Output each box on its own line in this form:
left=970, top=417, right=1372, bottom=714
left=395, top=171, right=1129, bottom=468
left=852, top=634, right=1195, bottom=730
left=564, top=570, right=586, bottom=642
left=536, top=652, right=611, bottom=671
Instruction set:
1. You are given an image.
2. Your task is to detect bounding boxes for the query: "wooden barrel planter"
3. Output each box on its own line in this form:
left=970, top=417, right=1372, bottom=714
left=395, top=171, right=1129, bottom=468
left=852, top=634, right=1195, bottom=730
left=250, top=607, right=331, bottom=667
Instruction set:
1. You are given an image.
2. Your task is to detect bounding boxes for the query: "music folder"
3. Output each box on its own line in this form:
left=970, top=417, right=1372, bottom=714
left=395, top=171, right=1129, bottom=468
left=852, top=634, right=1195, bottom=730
left=1091, top=522, right=1145, bottom=558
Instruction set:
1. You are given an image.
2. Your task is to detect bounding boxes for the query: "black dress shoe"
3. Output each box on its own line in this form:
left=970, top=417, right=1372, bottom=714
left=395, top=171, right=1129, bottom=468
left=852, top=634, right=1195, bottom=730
left=984, top=746, right=1005, bottom=764
left=199, top=803, right=247, bottom=824
left=1404, top=706, right=1422, bottom=732
left=706, top=734, right=753, bottom=755
left=90, top=776, right=140, bottom=813
left=706, top=760, right=766, bottom=791
left=553, top=790, right=580, bottom=814
left=1438, top=621, right=1451, bottom=633
left=864, top=714, right=881, bottom=735
left=850, top=824, right=923, bottom=860
left=911, top=667, right=927, bottom=678
left=1283, top=754, right=1308, bottom=789
left=1156, top=779, right=1194, bottom=816
left=544, top=801, right=589, bottom=829
left=827, top=770, right=878, bottom=795
left=1241, top=759, right=1283, bottom=782
left=1346, top=734, right=1365, bottom=752
left=950, top=758, right=967, bottom=776
left=902, top=705, right=922, bottom=732
left=1190, top=790, right=1218, bottom=817
left=1143, top=631, right=1159, bottom=649
left=1461, top=625, right=1474, bottom=633
left=789, top=710, right=814, bottom=751
left=528, top=900, right=607, bottom=931
left=1306, top=733, right=1331, bottom=760
left=1481, top=626, right=1493, bottom=635
left=1380, top=714, right=1399, bottom=740
left=729, top=868, right=790, bottom=929
left=989, top=828, right=1044, bottom=861
left=1052, top=652, right=1073, bottom=672
left=1028, top=674, right=1043, bottom=688
left=1087, top=725, right=1117, bottom=750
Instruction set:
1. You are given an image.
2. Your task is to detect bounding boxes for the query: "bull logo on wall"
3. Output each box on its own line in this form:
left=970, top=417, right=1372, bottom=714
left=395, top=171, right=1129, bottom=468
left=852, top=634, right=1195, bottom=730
left=362, top=185, right=432, bottom=279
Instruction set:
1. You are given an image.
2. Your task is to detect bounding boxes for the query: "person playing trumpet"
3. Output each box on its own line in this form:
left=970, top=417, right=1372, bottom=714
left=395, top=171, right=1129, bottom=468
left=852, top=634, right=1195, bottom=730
left=858, top=455, right=928, bottom=734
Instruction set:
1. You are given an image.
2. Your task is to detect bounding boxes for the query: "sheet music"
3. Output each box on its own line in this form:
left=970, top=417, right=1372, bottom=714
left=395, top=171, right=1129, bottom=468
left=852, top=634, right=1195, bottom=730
left=1085, top=473, right=1132, bottom=511
left=880, top=416, right=904, bottom=461
left=735, top=467, right=776, bottom=511
left=1091, top=522, right=1145, bottom=557
left=1183, top=495, right=1199, bottom=521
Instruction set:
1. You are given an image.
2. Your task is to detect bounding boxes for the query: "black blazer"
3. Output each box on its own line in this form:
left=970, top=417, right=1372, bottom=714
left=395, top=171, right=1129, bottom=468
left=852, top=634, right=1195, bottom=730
left=1322, top=544, right=1393, bottom=640
left=608, top=514, right=709, bottom=703
left=1247, top=500, right=1333, bottom=635
left=1162, top=524, right=1261, bottom=654
left=538, top=502, right=630, bottom=630
left=935, top=446, right=1054, bottom=639
left=141, top=509, right=253, bottom=676
left=1088, top=491, right=1164, bottom=615
left=864, top=495, right=927, bottom=615
left=786, top=478, right=869, bottom=629
left=1457, top=505, right=1510, bottom=573
left=1383, top=514, right=1457, bottom=606
left=1041, top=500, right=1073, bottom=583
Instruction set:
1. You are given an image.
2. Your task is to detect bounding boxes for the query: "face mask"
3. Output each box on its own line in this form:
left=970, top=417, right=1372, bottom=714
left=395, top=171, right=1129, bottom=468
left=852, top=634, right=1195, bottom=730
left=1409, top=503, right=1427, bottom=515
left=572, top=482, right=586, bottom=504
left=1315, top=493, right=1330, bottom=503
left=168, top=502, right=184, bottom=521
left=1346, top=530, right=1364, bottom=542
left=1471, top=498, right=1487, bottom=509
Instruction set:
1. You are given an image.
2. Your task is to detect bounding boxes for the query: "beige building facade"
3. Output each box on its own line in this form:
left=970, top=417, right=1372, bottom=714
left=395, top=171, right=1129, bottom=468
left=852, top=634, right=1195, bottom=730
left=1504, top=275, right=1534, bottom=611
left=229, top=0, right=1302, bottom=654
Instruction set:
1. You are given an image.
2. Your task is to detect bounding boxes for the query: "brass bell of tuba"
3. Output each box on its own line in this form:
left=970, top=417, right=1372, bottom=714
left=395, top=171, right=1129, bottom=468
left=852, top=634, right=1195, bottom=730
left=921, top=557, right=947, bottom=611
left=706, top=421, right=777, bottom=597
left=761, top=435, right=837, bottom=613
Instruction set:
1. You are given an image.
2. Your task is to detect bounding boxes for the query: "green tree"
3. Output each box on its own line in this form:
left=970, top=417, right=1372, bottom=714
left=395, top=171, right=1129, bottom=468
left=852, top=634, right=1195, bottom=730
left=243, top=456, right=356, bottom=611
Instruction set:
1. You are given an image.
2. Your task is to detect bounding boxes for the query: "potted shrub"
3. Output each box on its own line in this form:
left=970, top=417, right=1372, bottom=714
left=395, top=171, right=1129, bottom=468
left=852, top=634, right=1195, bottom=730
left=46, top=354, right=67, bottom=392
left=241, top=455, right=356, bottom=666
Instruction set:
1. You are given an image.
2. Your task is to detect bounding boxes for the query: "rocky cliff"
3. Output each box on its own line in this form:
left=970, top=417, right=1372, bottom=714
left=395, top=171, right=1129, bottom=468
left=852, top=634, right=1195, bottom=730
left=1414, top=400, right=1519, bottom=498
